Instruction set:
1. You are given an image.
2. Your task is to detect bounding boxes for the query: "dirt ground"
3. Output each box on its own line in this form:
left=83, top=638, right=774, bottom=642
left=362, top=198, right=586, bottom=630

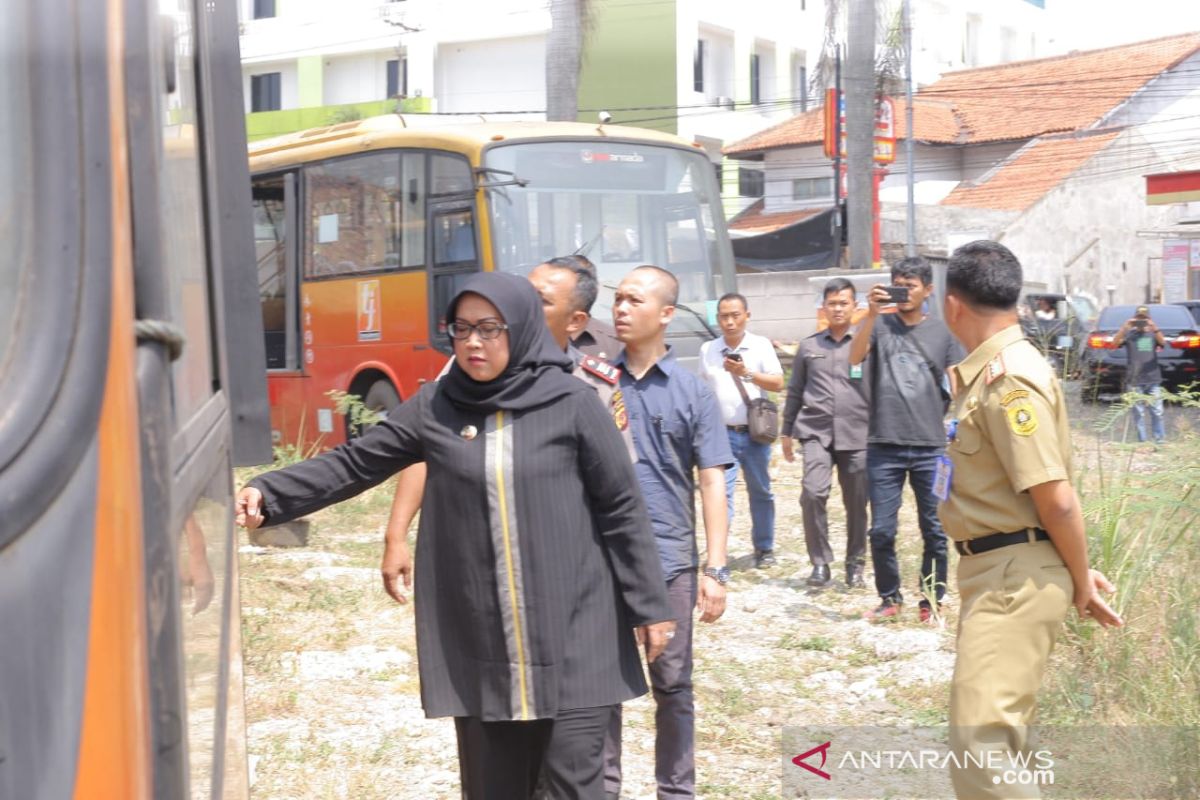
left=237, top=389, right=1194, bottom=799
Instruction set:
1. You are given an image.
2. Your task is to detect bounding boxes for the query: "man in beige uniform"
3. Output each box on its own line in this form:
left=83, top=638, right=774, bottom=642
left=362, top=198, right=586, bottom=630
left=940, top=241, right=1122, bottom=799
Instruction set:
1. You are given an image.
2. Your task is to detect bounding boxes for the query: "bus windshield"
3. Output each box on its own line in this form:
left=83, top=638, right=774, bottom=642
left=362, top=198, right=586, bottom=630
left=484, top=140, right=733, bottom=338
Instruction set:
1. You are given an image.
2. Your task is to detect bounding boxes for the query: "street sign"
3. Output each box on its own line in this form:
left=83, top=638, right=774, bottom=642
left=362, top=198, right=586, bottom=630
left=874, top=97, right=896, bottom=164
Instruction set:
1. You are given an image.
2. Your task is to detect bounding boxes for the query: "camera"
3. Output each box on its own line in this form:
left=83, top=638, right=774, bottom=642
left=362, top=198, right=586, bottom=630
left=598, top=111, right=613, bottom=124
left=1133, top=318, right=1148, bottom=331
left=882, top=286, right=910, bottom=304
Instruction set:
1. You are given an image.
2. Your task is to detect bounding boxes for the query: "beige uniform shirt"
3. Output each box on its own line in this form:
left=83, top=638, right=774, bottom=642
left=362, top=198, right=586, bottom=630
left=939, top=325, right=1072, bottom=542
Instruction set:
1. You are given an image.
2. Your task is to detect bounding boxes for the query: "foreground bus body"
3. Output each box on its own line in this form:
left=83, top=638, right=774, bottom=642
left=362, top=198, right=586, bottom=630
left=0, top=0, right=270, bottom=797
left=249, top=117, right=736, bottom=449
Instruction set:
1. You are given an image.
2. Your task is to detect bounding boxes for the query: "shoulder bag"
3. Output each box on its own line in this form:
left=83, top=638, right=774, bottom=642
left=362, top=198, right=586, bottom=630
left=734, top=374, right=780, bottom=445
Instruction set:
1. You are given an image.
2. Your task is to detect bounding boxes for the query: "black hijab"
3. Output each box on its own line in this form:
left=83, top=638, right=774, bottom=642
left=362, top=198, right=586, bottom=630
left=440, top=272, right=577, bottom=413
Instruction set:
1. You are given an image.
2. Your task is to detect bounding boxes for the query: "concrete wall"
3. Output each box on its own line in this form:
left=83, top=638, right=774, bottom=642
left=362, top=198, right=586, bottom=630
left=435, top=35, right=546, bottom=114
left=322, top=51, right=394, bottom=107
left=999, top=129, right=1176, bottom=305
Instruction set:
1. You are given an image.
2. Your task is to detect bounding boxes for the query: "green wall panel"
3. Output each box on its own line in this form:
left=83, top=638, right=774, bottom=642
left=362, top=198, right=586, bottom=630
left=577, top=0, right=677, bottom=134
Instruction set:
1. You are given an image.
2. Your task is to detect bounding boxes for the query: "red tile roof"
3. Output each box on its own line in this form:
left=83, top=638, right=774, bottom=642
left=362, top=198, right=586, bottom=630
left=724, top=32, right=1200, bottom=156
left=727, top=201, right=829, bottom=234
left=941, top=130, right=1121, bottom=211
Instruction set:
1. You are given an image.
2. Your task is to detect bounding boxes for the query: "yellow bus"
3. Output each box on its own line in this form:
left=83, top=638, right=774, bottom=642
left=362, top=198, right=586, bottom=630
left=249, top=116, right=736, bottom=446
left=1, top=0, right=270, bottom=797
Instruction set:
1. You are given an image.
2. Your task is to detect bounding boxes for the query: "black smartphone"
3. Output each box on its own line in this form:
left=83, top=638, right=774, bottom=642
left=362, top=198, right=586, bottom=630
left=883, top=286, right=910, bottom=304
left=1133, top=319, right=1148, bottom=331
left=725, top=352, right=743, bottom=362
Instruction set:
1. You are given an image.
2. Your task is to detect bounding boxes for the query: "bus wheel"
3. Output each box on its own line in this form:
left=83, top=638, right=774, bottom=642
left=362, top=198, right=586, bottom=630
left=348, top=380, right=401, bottom=439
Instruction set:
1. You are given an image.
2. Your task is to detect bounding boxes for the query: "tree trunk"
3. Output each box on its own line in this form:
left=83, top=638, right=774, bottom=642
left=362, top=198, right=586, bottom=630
left=547, top=0, right=582, bottom=121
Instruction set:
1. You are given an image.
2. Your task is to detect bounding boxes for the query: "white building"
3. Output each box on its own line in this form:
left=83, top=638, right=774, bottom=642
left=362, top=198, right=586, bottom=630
left=723, top=33, right=1200, bottom=303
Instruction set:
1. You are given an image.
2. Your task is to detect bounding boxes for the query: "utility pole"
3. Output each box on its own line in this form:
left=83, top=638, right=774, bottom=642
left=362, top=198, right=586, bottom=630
left=845, top=0, right=875, bottom=269
left=832, top=45, right=843, bottom=268
left=903, top=0, right=916, bottom=257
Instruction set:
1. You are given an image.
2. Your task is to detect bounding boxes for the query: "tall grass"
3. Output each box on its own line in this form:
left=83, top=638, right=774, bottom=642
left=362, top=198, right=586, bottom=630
left=1042, top=386, right=1200, bottom=726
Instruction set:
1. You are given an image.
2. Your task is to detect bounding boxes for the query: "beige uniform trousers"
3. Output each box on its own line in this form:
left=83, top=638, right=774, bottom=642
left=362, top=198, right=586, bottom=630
left=949, top=539, right=1073, bottom=799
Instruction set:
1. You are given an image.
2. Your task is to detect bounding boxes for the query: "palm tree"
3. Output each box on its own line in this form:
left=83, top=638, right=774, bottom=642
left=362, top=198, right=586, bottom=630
left=546, top=0, right=593, bottom=121
left=809, top=0, right=906, bottom=98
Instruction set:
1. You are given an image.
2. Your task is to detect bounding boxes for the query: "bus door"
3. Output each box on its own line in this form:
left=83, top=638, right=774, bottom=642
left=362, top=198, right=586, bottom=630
left=427, top=152, right=482, bottom=355
left=252, top=171, right=304, bottom=445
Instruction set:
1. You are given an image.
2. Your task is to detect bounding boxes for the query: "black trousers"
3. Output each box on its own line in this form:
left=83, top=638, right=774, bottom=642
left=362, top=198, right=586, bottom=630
left=456, top=705, right=614, bottom=800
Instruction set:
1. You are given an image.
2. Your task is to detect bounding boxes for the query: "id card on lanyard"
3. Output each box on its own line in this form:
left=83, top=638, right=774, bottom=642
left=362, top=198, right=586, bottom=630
left=934, top=417, right=957, bottom=502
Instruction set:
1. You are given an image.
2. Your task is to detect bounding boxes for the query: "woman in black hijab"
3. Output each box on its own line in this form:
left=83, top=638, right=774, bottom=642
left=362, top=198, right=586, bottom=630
left=237, top=272, right=672, bottom=799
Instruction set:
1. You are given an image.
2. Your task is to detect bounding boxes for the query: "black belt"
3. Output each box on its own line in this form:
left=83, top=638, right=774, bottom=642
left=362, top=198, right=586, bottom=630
left=726, top=425, right=750, bottom=433
left=954, top=528, right=1049, bottom=556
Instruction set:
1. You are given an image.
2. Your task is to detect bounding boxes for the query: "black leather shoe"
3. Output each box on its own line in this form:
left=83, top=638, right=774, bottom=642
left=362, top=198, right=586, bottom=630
left=806, top=564, right=832, bottom=587
left=845, top=563, right=866, bottom=589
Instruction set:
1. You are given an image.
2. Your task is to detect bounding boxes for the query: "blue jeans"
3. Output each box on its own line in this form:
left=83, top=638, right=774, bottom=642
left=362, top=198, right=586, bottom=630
left=866, top=444, right=948, bottom=605
left=723, top=428, right=776, bottom=552
left=1129, top=383, right=1166, bottom=443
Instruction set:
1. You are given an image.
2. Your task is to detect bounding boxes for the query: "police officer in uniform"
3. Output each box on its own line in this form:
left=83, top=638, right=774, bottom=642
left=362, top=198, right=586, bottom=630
left=939, top=241, right=1122, bottom=799
left=380, top=257, right=632, bottom=605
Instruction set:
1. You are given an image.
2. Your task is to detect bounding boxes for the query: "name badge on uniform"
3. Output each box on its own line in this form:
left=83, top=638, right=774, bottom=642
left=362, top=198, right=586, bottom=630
left=933, top=455, right=954, bottom=502
left=849, top=363, right=863, bottom=380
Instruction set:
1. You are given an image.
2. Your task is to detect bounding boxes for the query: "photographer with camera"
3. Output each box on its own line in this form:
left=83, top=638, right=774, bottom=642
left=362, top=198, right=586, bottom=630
left=849, top=258, right=964, bottom=622
left=1111, top=305, right=1167, bottom=445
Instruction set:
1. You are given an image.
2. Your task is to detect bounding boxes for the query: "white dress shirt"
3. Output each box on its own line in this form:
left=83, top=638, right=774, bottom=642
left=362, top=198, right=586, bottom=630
left=698, top=331, right=783, bottom=426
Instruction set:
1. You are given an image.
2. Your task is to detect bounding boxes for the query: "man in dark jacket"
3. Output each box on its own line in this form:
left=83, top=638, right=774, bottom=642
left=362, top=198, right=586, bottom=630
left=781, top=278, right=870, bottom=589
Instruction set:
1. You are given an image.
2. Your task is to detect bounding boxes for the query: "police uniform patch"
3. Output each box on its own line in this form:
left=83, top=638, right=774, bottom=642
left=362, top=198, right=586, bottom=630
left=985, top=353, right=1007, bottom=385
left=580, top=356, right=620, bottom=385
left=611, top=389, right=629, bottom=431
left=1000, top=388, right=1030, bottom=406
left=1006, top=403, right=1038, bottom=436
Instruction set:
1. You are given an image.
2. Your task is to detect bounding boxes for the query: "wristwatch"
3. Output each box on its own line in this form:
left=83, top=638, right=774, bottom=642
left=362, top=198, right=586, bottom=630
left=703, top=565, right=731, bottom=585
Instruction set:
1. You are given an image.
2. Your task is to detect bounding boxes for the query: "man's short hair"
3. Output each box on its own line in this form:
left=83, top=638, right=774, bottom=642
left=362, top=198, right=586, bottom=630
left=632, top=265, right=680, bottom=306
left=891, top=256, right=933, bottom=287
left=822, top=277, right=855, bottom=300
left=717, top=292, right=748, bottom=311
left=542, top=255, right=599, bottom=314
left=946, top=240, right=1023, bottom=310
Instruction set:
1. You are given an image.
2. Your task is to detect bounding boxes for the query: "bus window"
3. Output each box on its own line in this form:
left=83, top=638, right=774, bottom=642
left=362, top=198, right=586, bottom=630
left=601, top=195, right=642, bottom=263
left=430, top=207, right=480, bottom=348
left=399, top=152, right=426, bottom=267
left=431, top=152, right=473, bottom=197
left=484, top=140, right=733, bottom=337
left=176, top=470, right=244, bottom=800
left=162, top=131, right=215, bottom=422
left=253, top=174, right=290, bottom=369
left=305, top=152, right=403, bottom=278
left=434, top=209, right=477, bottom=265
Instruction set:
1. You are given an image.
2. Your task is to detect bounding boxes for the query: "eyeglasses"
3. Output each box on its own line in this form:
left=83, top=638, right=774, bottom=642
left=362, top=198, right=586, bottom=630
left=447, top=320, right=509, bottom=340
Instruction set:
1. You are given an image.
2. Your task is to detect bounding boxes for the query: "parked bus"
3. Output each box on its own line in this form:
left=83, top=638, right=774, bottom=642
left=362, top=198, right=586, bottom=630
left=249, top=116, right=736, bottom=447
left=0, top=0, right=270, bottom=798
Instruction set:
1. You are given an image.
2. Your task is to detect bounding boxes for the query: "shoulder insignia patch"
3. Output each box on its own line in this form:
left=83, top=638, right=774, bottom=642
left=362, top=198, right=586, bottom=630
left=1000, top=388, right=1030, bottom=407
left=1006, top=403, right=1038, bottom=436
left=580, top=355, right=621, bottom=385
left=985, top=354, right=1006, bottom=385
left=611, top=388, right=629, bottom=431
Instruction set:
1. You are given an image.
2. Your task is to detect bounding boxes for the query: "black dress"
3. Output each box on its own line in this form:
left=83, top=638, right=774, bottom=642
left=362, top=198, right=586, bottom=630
left=249, top=379, right=672, bottom=722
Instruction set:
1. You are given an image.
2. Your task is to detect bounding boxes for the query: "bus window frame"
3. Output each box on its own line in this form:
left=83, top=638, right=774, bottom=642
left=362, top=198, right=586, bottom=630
left=427, top=202, right=482, bottom=355
left=251, top=170, right=300, bottom=373
left=300, top=150, right=432, bottom=283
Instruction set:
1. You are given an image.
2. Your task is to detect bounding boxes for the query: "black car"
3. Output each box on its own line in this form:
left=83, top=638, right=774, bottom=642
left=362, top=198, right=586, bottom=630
left=1175, top=300, right=1200, bottom=327
left=1079, top=304, right=1200, bottom=400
